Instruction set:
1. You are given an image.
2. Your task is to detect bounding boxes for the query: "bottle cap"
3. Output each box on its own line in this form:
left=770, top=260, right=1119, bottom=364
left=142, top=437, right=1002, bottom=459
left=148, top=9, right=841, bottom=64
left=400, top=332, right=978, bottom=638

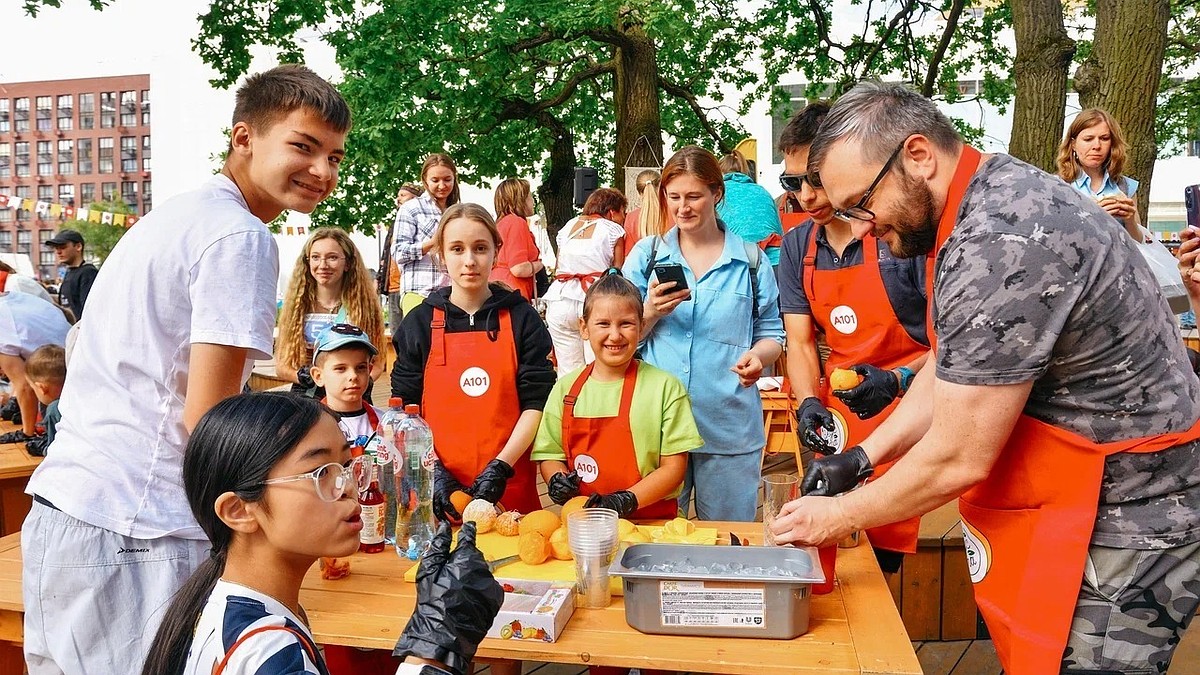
left=388, top=397, right=404, bottom=408
left=404, top=404, right=420, bottom=415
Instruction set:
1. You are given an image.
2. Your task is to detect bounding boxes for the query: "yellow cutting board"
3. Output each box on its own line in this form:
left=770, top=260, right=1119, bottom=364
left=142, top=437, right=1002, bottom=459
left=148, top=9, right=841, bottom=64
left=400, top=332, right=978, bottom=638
left=403, top=526, right=718, bottom=595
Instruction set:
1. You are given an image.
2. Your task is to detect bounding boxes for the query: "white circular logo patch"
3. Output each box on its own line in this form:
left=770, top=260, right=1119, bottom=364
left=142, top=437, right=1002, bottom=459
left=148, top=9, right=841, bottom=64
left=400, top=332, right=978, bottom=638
left=573, top=454, right=600, bottom=484
left=961, top=519, right=992, bottom=584
left=829, top=305, right=858, bottom=335
left=459, top=367, right=491, bottom=397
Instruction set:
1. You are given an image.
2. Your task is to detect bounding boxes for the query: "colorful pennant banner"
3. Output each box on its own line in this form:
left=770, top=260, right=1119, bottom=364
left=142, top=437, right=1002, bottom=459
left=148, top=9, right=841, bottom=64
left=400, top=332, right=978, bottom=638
left=0, top=193, right=139, bottom=228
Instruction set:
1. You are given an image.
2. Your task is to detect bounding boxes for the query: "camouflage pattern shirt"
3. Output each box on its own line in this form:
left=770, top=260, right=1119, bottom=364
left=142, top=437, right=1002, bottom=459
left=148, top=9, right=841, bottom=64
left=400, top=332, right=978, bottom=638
left=932, top=154, right=1200, bottom=549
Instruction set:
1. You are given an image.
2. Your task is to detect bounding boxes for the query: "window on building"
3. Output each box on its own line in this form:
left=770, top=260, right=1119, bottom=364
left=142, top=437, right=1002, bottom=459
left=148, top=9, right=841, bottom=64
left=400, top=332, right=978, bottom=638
left=37, top=141, right=52, bottom=176
left=0, top=230, right=11, bottom=249
left=121, top=136, right=137, bottom=172
left=80, top=182, right=95, bottom=207
left=38, top=185, right=54, bottom=203
left=57, top=94, right=73, bottom=131
left=98, top=137, right=114, bottom=174
left=77, top=138, right=93, bottom=174
left=58, top=184, right=74, bottom=206
left=101, top=181, right=116, bottom=201
left=15, top=186, right=31, bottom=222
left=35, top=96, right=52, bottom=132
left=40, top=248, right=56, bottom=267
left=17, top=229, right=31, bottom=255
left=0, top=143, right=9, bottom=179
left=143, top=180, right=152, bottom=213
left=100, top=92, right=116, bottom=128
left=39, top=229, right=54, bottom=246
left=141, top=89, right=150, bottom=126
left=57, top=139, right=74, bottom=176
left=121, top=180, right=138, bottom=210
left=771, top=85, right=809, bottom=164
left=0, top=99, right=9, bottom=133
left=79, top=93, right=95, bottom=130
left=141, top=135, right=151, bottom=172
left=14, top=97, right=30, bottom=133
left=0, top=200, right=10, bottom=223
left=120, top=91, right=137, bottom=127
left=14, top=142, right=30, bottom=177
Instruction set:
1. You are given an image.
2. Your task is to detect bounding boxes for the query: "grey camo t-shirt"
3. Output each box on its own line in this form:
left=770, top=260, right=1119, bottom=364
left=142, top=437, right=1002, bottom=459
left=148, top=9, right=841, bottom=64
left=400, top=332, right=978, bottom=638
left=933, top=154, right=1200, bottom=549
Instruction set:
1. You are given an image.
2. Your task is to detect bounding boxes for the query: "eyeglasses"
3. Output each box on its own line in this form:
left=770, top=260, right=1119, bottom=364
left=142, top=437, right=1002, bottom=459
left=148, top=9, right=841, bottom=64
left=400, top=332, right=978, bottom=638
left=830, top=142, right=905, bottom=223
left=259, top=454, right=370, bottom=502
left=779, top=173, right=822, bottom=193
left=308, top=255, right=344, bottom=265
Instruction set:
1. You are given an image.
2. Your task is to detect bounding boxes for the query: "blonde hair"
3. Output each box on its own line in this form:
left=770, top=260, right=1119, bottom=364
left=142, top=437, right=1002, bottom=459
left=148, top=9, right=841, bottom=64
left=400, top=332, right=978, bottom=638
left=494, top=178, right=532, bottom=218
left=276, top=228, right=385, bottom=372
left=433, top=203, right=503, bottom=258
left=718, top=151, right=749, bottom=175
left=1056, top=108, right=1130, bottom=191
left=635, top=170, right=662, bottom=239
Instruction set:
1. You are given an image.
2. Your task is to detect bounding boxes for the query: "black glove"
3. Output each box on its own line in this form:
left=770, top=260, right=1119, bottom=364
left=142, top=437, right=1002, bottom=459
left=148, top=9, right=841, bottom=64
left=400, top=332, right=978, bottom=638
left=832, top=364, right=899, bottom=420
left=26, top=435, right=49, bottom=457
left=796, top=396, right=837, bottom=456
left=296, top=365, right=316, bottom=391
left=393, top=522, right=503, bottom=675
left=432, top=461, right=466, bottom=523
left=584, top=491, right=639, bottom=518
left=0, top=398, right=21, bottom=425
left=0, top=429, right=34, bottom=445
left=801, top=446, right=874, bottom=497
left=547, top=471, right=581, bottom=505
left=467, top=458, right=514, bottom=504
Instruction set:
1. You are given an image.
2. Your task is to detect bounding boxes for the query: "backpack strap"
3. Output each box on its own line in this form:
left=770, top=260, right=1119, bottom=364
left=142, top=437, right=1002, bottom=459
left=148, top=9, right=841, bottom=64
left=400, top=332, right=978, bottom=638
left=743, top=239, right=761, bottom=322
left=0, top=270, right=7, bottom=293
left=213, top=624, right=319, bottom=675
left=641, top=236, right=661, bottom=282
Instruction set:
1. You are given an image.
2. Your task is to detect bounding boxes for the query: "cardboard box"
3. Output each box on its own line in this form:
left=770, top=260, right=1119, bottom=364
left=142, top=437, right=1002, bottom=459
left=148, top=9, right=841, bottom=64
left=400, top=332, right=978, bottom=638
left=486, top=579, right=576, bottom=643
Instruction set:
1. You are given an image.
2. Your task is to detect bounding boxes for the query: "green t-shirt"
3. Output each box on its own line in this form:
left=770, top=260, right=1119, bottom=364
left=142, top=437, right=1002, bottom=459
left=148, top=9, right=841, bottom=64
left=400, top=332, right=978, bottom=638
left=532, top=361, right=702, bottom=490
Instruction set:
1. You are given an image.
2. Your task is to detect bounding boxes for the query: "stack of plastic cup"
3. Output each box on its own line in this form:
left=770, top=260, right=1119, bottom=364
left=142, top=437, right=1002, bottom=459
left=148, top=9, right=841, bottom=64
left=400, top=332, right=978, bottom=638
left=566, top=508, right=620, bottom=608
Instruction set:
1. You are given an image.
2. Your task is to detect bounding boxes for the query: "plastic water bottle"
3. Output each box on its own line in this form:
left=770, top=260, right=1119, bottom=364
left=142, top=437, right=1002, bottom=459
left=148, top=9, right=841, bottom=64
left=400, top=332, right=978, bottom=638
left=392, top=403, right=436, bottom=559
left=375, top=398, right=406, bottom=546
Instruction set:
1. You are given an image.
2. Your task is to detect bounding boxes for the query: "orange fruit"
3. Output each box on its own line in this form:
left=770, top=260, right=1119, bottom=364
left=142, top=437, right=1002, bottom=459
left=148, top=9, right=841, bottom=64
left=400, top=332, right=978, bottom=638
left=450, top=490, right=473, bottom=516
left=518, top=531, right=550, bottom=565
left=461, top=499, right=499, bottom=534
left=495, top=511, right=523, bottom=537
left=548, top=527, right=573, bottom=560
left=829, top=368, right=863, bottom=392
left=559, top=495, right=589, bottom=529
left=518, top=509, right=562, bottom=538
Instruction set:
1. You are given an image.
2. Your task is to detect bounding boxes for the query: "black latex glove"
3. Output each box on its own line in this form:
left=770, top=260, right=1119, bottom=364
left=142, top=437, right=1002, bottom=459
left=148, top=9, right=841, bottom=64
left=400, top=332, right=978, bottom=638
left=547, top=471, right=581, bottom=505
left=796, top=396, right=837, bottom=456
left=0, top=398, right=21, bottom=425
left=25, top=435, right=49, bottom=457
left=0, top=429, right=34, bottom=445
left=467, top=458, right=514, bottom=504
left=801, top=446, right=874, bottom=497
left=393, top=522, right=503, bottom=675
left=296, top=365, right=316, bottom=391
left=432, top=461, right=466, bottom=523
left=832, top=364, right=899, bottom=420
left=584, top=490, right=639, bottom=518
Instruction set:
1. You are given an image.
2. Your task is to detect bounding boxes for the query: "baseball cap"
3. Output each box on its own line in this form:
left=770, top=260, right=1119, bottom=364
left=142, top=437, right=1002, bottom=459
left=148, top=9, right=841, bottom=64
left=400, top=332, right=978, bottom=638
left=313, top=323, right=378, bottom=364
left=46, top=229, right=85, bottom=247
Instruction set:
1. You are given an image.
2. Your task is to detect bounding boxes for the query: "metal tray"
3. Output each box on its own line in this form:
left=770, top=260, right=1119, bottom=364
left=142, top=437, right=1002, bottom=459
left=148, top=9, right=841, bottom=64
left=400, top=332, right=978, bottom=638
left=609, top=543, right=824, bottom=639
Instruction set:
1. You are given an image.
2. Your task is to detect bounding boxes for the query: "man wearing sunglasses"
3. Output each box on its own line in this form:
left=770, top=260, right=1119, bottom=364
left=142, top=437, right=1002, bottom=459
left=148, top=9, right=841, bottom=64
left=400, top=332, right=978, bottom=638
left=770, top=81, right=1200, bottom=674
left=774, top=101, right=929, bottom=575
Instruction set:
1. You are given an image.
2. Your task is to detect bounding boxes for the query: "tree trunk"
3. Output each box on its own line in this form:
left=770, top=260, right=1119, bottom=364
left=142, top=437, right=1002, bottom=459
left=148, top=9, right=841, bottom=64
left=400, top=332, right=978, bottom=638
left=536, top=112, right=577, bottom=247
left=1075, top=0, right=1170, bottom=221
left=1008, top=0, right=1075, bottom=173
left=612, top=25, right=665, bottom=189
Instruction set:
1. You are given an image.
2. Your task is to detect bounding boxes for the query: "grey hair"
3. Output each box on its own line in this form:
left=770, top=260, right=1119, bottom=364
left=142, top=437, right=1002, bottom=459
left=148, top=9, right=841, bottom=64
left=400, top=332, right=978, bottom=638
left=809, top=81, right=961, bottom=169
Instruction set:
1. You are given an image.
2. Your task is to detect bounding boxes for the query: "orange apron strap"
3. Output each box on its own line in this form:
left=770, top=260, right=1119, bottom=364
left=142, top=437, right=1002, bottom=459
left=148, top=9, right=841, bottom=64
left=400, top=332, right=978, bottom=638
left=925, top=145, right=982, bottom=350
left=562, top=363, right=596, bottom=451
left=0, top=270, right=7, bottom=293
left=616, top=359, right=639, bottom=418
left=213, top=625, right=318, bottom=675
left=801, top=224, right=819, bottom=305
left=429, top=306, right=446, bottom=366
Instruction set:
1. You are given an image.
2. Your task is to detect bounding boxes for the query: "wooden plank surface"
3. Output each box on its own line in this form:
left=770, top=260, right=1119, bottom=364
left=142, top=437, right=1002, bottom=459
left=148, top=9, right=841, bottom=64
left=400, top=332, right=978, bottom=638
left=915, top=640, right=970, bottom=675
left=899, top=548, right=941, bottom=641
left=0, top=420, right=41, bottom=482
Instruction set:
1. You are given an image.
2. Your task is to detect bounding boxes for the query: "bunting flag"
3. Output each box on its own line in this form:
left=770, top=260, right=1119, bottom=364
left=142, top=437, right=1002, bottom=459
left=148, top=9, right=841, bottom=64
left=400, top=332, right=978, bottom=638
left=0, top=192, right=140, bottom=228
left=87, top=209, right=101, bottom=223
left=49, top=204, right=63, bottom=217
left=35, top=201, right=50, bottom=216
left=0, top=195, right=8, bottom=208
left=101, top=211, right=114, bottom=225
left=113, top=214, right=125, bottom=227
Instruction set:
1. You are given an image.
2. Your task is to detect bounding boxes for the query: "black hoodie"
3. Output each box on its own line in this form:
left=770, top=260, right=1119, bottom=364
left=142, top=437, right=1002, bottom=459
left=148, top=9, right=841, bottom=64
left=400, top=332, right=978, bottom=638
left=391, top=284, right=556, bottom=411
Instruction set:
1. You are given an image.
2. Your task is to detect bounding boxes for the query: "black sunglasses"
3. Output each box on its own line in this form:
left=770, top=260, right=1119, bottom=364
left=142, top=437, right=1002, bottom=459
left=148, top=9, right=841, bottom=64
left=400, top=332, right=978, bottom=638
left=779, top=173, right=823, bottom=193
left=329, top=323, right=365, bottom=336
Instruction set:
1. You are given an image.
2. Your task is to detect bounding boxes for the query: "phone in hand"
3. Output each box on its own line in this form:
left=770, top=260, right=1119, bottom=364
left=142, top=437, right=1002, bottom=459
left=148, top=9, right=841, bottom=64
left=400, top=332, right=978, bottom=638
left=653, top=263, right=689, bottom=292
left=1186, top=184, right=1200, bottom=233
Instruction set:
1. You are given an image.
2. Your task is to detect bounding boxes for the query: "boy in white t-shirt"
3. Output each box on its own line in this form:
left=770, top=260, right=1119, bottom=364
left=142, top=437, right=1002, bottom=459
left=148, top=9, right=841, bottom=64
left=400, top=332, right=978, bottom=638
left=311, top=322, right=383, bottom=446
left=21, top=65, right=352, bottom=675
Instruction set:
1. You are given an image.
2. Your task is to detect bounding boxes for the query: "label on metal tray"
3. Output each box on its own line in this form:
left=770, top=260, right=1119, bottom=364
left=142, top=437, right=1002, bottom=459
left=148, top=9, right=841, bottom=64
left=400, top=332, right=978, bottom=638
left=658, top=581, right=766, bottom=628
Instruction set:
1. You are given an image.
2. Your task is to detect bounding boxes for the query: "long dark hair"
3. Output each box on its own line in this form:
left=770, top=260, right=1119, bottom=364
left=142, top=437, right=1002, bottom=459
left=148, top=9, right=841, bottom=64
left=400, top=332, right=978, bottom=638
left=140, top=393, right=328, bottom=675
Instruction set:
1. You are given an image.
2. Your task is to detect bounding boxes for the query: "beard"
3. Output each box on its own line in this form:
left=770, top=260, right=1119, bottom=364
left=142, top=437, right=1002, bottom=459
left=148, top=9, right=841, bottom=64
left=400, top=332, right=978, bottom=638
left=877, top=169, right=936, bottom=258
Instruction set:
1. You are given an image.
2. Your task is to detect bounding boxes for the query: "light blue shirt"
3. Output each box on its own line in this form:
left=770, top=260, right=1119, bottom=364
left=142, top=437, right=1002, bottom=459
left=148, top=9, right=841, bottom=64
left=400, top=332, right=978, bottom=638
left=1071, top=171, right=1139, bottom=200
left=623, top=226, right=785, bottom=456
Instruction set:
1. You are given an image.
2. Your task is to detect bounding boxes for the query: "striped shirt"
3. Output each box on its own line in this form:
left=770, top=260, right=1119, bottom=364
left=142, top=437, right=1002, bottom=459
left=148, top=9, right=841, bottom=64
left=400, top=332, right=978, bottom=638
left=183, top=580, right=328, bottom=675
left=391, top=192, right=450, bottom=296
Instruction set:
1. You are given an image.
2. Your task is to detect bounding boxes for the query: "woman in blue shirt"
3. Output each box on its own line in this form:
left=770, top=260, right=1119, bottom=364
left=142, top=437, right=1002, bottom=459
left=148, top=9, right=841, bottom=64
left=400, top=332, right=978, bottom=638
left=623, top=146, right=785, bottom=521
left=1056, top=108, right=1142, bottom=241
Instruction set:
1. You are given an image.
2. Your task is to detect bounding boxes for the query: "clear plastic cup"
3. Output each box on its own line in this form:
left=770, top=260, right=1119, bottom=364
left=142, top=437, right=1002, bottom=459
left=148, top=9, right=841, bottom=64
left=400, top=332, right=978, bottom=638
left=762, top=474, right=799, bottom=546
left=567, top=508, right=619, bottom=608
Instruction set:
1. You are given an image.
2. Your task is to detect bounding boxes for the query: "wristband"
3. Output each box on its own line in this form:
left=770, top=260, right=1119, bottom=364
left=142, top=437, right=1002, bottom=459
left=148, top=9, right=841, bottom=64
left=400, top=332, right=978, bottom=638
left=895, top=366, right=915, bottom=394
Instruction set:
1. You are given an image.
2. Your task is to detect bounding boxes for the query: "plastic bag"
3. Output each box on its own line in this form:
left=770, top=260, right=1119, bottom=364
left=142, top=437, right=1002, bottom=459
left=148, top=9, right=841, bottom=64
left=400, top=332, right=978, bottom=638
left=1137, top=237, right=1191, bottom=314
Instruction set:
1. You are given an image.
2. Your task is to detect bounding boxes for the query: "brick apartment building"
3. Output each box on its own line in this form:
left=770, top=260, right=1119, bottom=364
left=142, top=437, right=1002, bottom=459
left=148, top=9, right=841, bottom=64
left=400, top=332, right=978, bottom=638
left=0, top=74, right=151, bottom=280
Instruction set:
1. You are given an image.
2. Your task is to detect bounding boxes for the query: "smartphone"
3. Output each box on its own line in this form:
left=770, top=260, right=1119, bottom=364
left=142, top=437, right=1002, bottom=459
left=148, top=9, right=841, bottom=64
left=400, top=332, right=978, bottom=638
left=653, top=263, right=689, bottom=292
left=1186, top=184, right=1200, bottom=232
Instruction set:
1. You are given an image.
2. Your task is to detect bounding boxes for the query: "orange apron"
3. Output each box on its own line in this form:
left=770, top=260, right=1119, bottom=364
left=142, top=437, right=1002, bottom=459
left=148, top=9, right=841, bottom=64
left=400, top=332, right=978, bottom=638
left=802, top=228, right=925, bottom=554
left=422, top=306, right=540, bottom=513
left=927, top=146, right=1200, bottom=673
left=780, top=211, right=807, bottom=234
left=561, top=361, right=677, bottom=520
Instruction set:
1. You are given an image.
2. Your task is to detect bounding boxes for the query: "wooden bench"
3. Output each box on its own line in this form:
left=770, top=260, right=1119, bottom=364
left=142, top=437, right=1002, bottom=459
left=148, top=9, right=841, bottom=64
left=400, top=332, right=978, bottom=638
left=887, top=501, right=980, bottom=641
left=0, top=421, right=41, bottom=538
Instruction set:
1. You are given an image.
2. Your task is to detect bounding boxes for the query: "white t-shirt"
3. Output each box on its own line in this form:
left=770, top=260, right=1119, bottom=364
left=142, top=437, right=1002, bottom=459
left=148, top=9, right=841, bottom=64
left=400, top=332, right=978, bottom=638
left=543, top=216, right=624, bottom=302
left=334, top=404, right=384, bottom=453
left=1, top=273, right=53, bottom=303
left=27, top=174, right=278, bottom=540
left=183, top=579, right=326, bottom=675
left=0, top=291, right=70, bottom=359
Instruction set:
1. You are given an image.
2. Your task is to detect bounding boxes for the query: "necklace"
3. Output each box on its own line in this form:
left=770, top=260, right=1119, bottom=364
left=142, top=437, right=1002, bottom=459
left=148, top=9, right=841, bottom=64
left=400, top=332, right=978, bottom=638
left=315, top=299, right=341, bottom=314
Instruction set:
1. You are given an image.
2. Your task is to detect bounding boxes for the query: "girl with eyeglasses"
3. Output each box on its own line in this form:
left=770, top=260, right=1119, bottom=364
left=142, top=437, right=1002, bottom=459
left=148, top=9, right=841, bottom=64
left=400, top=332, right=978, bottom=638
left=276, top=228, right=386, bottom=398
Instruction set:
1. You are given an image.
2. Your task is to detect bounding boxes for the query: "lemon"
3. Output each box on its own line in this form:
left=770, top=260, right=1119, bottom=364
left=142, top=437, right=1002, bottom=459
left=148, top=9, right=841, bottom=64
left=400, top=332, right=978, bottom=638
left=664, top=517, right=696, bottom=537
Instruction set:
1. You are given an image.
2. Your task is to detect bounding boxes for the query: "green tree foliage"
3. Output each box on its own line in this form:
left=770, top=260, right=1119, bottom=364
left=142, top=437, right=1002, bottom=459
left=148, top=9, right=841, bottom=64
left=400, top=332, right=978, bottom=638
left=65, top=200, right=135, bottom=264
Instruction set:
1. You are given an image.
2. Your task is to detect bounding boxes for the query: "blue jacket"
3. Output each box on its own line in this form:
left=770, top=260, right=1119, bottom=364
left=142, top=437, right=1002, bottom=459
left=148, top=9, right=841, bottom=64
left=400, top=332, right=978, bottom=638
left=717, top=173, right=784, bottom=265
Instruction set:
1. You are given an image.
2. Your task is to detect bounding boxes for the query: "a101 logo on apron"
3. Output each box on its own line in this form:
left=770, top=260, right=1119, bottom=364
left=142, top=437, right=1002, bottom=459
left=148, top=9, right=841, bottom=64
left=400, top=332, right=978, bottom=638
left=459, top=367, right=491, bottom=397
left=573, top=454, right=600, bottom=483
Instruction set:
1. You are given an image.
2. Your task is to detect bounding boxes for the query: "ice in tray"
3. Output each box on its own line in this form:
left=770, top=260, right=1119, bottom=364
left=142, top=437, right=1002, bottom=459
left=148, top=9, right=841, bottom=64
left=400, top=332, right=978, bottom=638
left=631, top=558, right=810, bottom=578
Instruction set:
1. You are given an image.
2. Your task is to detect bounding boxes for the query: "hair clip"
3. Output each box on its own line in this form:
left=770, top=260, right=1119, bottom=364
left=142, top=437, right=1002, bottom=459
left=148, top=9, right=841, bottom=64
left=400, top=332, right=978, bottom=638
left=604, top=267, right=622, bottom=277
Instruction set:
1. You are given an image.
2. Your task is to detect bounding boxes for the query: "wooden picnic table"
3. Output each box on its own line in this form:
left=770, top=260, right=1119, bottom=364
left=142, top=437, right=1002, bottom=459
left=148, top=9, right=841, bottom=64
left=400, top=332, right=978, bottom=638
left=0, top=420, right=40, bottom=538
left=0, top=522, right=919, bottom=674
